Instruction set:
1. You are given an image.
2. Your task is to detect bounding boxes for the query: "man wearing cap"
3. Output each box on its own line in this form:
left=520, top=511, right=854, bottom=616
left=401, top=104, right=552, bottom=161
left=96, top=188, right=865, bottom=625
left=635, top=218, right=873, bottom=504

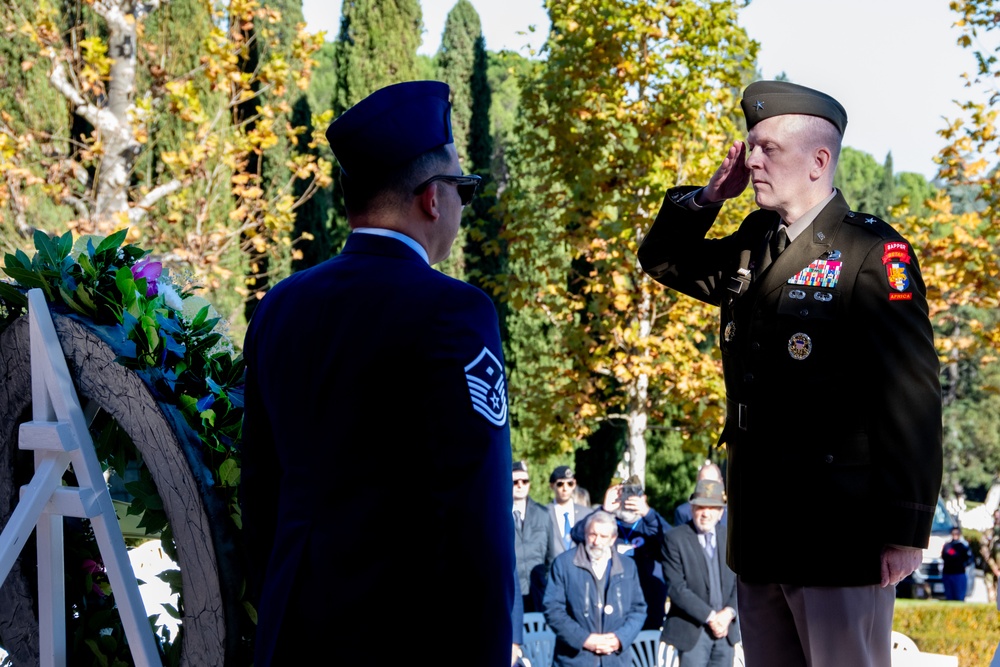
left=638, top=81, right=942, bottom=666
left=660, top=479, right=740, bottom=667
left=548, top=466, right=592, bottom=557
left=673, top=461, right=728, bottom=529
left=513, top=461, right=555, bottom=611
left=241, top=81, right=514, bottom=666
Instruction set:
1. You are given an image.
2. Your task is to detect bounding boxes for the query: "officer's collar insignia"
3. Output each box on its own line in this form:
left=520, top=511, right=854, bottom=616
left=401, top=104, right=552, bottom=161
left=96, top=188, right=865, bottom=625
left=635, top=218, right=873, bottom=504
left=847, top=211, right=856, bottom=217
left=465, top=346, right=508, bottom=427
left=788, top=332, right=812, bottom=360
left=787, top=258, right=842, bottom=288
left=816, top=231, right=826, bottom=241
left=755, top=100, right=764, bottom=110
left=865, top=217, right=876, bottom=224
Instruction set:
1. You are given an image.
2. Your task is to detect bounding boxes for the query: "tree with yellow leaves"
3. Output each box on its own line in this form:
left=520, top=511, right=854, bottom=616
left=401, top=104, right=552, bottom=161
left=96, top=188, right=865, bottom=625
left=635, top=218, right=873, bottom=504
left=504, top=0, right=757, bottom=483
left=0, top=0, right=331, bottom=320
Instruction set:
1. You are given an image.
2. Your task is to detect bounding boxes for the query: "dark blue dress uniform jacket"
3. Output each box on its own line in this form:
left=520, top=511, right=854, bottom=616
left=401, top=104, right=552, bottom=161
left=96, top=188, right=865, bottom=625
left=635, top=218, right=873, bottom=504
left=241, top=232, right=514, bottom=665
left=638, top=188, right=942, bottom=587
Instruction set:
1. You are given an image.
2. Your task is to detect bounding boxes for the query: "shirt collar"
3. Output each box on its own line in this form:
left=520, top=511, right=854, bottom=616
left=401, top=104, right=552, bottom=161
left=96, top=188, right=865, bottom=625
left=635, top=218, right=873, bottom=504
left=352, top=228, right=430, bottom=264
left=783, top=188, right=838, bottom=242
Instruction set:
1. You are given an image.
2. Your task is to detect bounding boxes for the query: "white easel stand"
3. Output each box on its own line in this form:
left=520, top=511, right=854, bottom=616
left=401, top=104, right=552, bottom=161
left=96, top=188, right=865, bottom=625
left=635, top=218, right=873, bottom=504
left=0, top=289, right=159, bottom=666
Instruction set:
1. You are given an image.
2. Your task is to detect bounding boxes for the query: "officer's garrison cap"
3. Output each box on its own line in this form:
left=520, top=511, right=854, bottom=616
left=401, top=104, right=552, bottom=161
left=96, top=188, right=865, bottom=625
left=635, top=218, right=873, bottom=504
left=325, top=80, right=453, bottom=179
left=741, top=80, right=848, bottom=136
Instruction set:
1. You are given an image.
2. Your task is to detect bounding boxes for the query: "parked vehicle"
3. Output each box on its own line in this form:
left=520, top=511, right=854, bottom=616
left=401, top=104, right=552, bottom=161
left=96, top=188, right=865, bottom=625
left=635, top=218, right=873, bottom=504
left=897, top=498, right=958, bottom=599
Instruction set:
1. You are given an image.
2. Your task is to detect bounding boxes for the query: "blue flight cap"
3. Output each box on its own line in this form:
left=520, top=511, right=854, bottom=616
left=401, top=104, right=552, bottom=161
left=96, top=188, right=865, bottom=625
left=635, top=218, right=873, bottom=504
left=325, top=81, right=453, bottom=180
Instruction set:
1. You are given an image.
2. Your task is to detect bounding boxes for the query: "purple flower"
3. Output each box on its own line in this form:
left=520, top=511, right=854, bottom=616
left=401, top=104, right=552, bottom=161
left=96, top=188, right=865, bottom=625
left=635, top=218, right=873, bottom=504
left=131, top=258, right=162, bottom=297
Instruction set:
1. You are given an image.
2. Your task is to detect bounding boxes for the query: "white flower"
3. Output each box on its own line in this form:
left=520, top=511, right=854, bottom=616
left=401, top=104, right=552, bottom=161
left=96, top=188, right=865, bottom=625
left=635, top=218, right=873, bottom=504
left=159, top=283, right=184, bottom=311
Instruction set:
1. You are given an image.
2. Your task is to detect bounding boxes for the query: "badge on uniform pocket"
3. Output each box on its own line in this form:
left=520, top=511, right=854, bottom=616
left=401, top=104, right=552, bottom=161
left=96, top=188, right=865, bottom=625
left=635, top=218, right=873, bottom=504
left=788, top=333, right=812, bottom=360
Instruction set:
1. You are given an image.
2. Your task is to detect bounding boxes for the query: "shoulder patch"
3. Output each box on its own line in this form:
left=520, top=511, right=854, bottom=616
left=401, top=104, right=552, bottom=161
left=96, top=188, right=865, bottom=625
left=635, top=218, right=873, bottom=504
left=465, top=346, right=508, bottom=427
left=882, top=241, right=913, bottom=300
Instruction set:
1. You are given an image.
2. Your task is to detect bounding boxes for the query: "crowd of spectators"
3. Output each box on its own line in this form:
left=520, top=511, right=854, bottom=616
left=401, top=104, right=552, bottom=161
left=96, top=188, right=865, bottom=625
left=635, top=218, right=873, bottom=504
left=512, top=461, right=738, bottom=667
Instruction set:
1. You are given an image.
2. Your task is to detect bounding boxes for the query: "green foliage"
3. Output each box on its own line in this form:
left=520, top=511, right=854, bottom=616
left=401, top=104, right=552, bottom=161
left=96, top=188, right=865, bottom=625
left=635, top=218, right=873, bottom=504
left=332, top=0, right=423, bottom=115
left=835, top=147, right=891, bottom=217
left=503, top=0, right=756, bottom=479
left=893, top=600, right=999, bottom=666
left=437, top=0, right=481, bottom=166
left=0, top=230, right=246, bottom=661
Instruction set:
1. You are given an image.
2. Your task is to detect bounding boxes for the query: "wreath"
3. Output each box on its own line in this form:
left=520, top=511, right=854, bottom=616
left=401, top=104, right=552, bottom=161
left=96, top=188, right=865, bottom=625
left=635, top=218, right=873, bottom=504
left=0, top=230, right=248, bottom=666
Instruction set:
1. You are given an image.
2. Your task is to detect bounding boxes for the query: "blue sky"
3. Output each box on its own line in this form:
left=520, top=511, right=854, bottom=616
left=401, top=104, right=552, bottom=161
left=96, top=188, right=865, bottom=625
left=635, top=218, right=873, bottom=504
left=303, top=0, right=984, bottom=180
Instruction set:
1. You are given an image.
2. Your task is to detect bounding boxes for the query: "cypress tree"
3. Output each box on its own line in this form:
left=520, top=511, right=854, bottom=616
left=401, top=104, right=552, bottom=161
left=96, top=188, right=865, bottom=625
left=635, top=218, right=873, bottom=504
left=332, top=0, right=423, bottom=115
left=329, top=0, right=423, bottom=251
left=463, top=33, right=507, bottom=333
left=437, top=0, right=480, bottom=165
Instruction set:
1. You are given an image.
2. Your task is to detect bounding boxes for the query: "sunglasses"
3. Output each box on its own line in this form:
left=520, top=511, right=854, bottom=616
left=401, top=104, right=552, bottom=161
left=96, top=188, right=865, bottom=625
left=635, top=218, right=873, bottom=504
left=513, top=479, right=530, bottom=486
left=555, top=480, right=576, bottom=489
left=413, top=174, right=482, bottom=206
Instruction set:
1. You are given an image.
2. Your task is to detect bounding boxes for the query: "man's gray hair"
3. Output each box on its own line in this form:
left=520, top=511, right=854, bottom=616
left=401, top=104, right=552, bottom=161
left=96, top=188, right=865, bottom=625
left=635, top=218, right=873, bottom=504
left=585, top=509, right=618, bottom=533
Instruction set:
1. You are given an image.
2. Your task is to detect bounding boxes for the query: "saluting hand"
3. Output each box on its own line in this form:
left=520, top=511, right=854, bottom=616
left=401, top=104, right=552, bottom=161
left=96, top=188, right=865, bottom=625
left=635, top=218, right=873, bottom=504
left=699, top=140, right=751, bottom=205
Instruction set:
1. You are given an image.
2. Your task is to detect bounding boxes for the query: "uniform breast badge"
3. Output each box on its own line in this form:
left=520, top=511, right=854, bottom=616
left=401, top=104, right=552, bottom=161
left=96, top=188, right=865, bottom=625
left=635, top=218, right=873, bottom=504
left=882, top=241, right=913, bottom=301
left=788, top=332, right=812, bottom=360
left=788, top=257, right=842, bottom=288
left=464, top=346, right=508, bottom=426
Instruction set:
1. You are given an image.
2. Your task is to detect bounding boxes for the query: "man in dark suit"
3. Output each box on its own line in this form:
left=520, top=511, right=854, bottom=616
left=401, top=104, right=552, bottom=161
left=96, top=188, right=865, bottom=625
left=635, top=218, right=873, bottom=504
left=548, top=465, right=591, bottom=557
left=241, top=81, right=514, bottom=666
left=513, top=460, right=555, bottom=611
left=673, top=461, right=727, bottom=529
left=661, top=479, right=739, bottom=666
left=638, top=81, right=942, bottom=666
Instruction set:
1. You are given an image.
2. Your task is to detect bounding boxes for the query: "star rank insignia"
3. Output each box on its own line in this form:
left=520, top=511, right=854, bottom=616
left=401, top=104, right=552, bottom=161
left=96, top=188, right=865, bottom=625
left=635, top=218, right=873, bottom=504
left=465, top=346, right=508, bottom=427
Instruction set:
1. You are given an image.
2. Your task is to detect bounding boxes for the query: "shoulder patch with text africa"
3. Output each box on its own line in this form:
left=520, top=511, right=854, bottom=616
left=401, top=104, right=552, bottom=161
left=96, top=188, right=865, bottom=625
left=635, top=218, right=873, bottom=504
left=882, top=241, right=913, bottom=301
left=465, top=346, right=508, bottom=427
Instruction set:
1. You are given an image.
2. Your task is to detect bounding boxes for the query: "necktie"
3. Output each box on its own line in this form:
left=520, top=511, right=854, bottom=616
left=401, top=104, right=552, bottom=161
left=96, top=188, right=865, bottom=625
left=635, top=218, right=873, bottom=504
left=773, top=225, right=789, bottom=255
left=758, top=223, right=789, bottom=275
left=563, top=512, right=573, bottom=549
left=514, top=509, right=522, bottom=527
left=704, top=532, right=715, bottom=559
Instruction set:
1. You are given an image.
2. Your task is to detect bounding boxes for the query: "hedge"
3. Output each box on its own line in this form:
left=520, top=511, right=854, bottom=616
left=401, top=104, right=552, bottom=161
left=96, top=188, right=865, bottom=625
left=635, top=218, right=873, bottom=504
left=894, top=600, right=999, bottom=666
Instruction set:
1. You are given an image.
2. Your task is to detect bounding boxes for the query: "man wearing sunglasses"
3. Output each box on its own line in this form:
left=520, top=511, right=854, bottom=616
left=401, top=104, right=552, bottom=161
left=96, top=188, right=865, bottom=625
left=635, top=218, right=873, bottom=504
left=549, top=466, right=593, bottom=558
left=241, top=81, right=513, bottom=666
left=513, top=461, right=555, bottom=613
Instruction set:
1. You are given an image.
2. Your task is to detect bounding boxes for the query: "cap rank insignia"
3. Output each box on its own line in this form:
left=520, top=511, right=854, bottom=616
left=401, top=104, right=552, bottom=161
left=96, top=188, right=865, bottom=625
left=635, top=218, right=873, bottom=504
left=882, top=242, right=913, bottom=301
left=788, top=256, right=842, bottom=288
left=465, top=346, right=508, bottom=426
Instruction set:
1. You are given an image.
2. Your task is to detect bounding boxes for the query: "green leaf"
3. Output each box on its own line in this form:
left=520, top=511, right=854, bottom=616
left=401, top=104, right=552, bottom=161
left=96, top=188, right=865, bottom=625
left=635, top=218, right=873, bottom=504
left=75, top=284, right=98, bottom=312
left=96, top=229, right=128, bottom=255
left=0, top=282, right=27, bottom=308
left=200, top=408, right=216, bottom=427
left=115, top=266, right=136, bottom=307
left=2, top=266, right=45, bottom=288
left=59, top=285, right=90, bottom=317
left=219, top=457, right=240, bottom=487
left=33, top=230, right=61, bottom=268
left=57, top=231, right=73, bottom=259
left=78, top=252, right=98, bottom=279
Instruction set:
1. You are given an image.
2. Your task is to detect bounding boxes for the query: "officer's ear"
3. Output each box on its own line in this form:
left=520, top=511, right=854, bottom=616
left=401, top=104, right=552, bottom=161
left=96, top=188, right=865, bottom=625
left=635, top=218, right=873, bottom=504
left=416, top=182, right=442, bottom=222
left=811, top=146, right=832, bottom=180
